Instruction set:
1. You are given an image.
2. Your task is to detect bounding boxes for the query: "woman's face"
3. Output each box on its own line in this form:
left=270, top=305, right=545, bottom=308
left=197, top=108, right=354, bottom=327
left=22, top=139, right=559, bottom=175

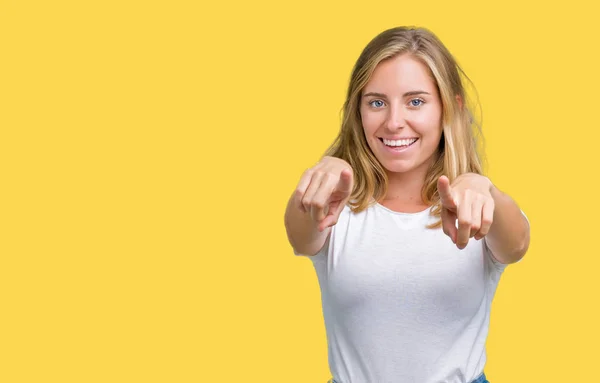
left=360, top=54, right=443, bottom=177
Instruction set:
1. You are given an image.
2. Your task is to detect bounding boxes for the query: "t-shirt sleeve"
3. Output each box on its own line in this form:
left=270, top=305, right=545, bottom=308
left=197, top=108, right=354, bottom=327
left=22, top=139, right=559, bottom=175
left=484, top=237, right=509, bottom=272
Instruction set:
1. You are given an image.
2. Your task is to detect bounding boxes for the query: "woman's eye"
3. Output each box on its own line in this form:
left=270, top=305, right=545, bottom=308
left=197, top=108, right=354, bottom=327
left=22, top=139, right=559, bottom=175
left=370, top=100, right=385, bottom=108
left=410, top=99, right=424, bottom=107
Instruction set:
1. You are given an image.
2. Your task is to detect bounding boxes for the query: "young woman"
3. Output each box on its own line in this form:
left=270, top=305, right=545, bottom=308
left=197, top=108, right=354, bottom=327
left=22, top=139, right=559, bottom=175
left=284, top=26, right=530, bottom=383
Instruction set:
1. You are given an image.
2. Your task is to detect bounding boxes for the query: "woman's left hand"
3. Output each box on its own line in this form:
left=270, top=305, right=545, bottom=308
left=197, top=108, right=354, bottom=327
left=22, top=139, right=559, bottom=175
left=437, top=174, right=494, bottom=250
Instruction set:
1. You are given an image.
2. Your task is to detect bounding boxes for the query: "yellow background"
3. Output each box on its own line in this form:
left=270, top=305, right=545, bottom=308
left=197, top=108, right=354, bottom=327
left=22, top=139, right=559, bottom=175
left=1, top=0, right=599, bottom=382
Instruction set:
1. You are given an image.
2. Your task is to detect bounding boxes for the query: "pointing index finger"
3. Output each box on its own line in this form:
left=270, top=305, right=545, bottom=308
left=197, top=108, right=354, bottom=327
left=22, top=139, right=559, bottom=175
left=337, top=168, right=353, bottom=193
left=437, top=175, right=457, bottom=209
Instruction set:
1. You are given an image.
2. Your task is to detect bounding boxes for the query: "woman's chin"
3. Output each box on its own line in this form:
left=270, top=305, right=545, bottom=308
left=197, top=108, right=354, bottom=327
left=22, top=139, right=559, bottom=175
left=375, top=153, right=435, bottom=176
left=381, top=163, right=414, bottom=174
left=378, top=158, right=426, bottom=176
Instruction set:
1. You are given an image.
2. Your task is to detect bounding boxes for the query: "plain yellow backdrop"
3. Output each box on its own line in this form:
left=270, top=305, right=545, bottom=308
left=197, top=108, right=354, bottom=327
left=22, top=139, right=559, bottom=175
left=1, top=0, right=599, bottom=382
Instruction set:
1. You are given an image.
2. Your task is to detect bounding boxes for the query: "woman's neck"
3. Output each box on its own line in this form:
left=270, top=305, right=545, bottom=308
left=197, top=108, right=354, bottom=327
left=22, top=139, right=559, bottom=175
left=379, top=169, right=429, bottom=212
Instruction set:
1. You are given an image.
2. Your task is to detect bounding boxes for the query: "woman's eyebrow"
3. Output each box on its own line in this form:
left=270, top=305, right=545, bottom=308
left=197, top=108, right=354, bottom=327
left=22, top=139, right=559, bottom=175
left=362, top=90, right=431, bottom=98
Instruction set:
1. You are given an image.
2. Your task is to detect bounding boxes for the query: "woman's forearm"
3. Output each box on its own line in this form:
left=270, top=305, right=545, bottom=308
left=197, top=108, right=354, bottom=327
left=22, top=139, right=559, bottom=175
left=484, top=185, right=530, bottom=264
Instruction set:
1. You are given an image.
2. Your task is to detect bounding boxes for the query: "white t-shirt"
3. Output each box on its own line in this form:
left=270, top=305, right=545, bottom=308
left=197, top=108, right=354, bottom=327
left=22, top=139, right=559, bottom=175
left=295, top=202, right=513, bottom=383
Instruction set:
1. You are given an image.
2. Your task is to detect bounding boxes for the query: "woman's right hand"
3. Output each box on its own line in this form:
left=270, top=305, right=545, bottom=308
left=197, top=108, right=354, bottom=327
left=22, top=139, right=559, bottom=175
left=294, top=156, right=354, bottom=232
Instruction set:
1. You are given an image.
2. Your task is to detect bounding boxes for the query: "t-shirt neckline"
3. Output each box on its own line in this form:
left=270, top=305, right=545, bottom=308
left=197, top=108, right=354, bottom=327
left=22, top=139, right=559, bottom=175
left=374, top=202, right=433, bottom=216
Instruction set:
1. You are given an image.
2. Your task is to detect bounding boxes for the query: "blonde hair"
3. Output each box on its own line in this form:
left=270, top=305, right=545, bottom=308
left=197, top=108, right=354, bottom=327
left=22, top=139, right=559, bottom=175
left=324, top=26, right=485, bottom=228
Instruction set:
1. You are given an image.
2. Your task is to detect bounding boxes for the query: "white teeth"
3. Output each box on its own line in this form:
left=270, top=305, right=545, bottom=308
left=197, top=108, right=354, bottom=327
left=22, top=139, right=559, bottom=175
left=383, top=138, right=417, bottom=147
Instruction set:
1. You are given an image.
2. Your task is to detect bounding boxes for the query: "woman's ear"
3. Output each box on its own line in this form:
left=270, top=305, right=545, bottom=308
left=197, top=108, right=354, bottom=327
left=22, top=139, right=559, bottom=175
left=455, top=95, right=463, bottom=110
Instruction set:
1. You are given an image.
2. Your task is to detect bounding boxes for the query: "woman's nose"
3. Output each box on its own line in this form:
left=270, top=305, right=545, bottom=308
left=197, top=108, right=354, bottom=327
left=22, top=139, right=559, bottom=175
left=385, top=104, right=406, bottom=131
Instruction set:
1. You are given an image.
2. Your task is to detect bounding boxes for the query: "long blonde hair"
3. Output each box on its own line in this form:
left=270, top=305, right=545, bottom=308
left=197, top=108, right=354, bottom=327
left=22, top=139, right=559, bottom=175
left=324, top=26, right=485, bottom=228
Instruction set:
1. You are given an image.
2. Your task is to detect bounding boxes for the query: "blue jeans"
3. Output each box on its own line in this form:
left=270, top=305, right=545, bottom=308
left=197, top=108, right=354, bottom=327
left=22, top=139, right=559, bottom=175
left=327, top=372, right=489, bottom=383
left=472, top=372, right=490, bottom=383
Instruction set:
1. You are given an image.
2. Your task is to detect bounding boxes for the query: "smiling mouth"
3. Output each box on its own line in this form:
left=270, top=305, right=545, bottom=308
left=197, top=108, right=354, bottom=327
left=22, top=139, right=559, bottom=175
left=379, top=137, right=419, bottom=148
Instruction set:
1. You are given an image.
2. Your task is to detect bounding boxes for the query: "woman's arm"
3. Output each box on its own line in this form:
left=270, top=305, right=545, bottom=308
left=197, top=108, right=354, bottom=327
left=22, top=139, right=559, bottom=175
left=437, top=174, right=530, bottom=264
left=285, top=192, right=332, bottom=256
left=285, top=157, right=354, bottom=256
left=484, top=185, right=530, bottom=264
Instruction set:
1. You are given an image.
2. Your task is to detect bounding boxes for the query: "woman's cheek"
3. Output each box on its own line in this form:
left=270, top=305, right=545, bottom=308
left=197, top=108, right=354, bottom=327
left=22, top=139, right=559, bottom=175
left=362, top=113, right=381, bottom=133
